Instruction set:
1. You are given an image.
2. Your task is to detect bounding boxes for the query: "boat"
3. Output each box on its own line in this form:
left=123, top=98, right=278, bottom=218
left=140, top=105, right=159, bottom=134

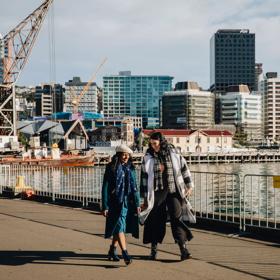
left=0, top=150, right=95, bottom=167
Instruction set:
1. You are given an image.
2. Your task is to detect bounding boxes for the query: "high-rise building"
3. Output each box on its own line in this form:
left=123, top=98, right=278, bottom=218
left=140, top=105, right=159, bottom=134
left=103, top=71, right=173, bottom=128
left=64, top=77, right=98, bottom=113
left=259, top=72, right=280, bottom=142
left=255, top=63, right=263, bottom=91
left=162, top=81, right=215, bottom=129
left=34, top=84, right=64, bottom=117
left=220, top=85, right=262, bottom=142
left=210, top=29, right=255, bottom=93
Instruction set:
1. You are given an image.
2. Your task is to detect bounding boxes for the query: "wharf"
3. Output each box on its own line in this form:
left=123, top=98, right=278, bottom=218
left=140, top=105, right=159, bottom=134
left=0, top=198, right=279, bottom=280
left=94, top=151, right=280, bottom=165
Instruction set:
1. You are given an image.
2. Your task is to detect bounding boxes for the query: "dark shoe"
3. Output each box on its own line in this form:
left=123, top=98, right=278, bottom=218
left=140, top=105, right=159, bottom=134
left=122, top=250, right=132, bottom=265
left=149, top=243, right=157, bottom=260
left=179, top=242, right=192, bottom=261
left=108, top=245, right=120, bottom=261
left=181, top=250, right=192, bottom=261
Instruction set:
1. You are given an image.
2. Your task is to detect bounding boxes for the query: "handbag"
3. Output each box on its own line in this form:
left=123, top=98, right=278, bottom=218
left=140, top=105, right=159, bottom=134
left=181, top=198, right=196, bottom=224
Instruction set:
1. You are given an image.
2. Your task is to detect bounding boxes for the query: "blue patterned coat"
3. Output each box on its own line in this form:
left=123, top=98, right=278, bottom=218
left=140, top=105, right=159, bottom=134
left=102, top=163, right=140, bottom=238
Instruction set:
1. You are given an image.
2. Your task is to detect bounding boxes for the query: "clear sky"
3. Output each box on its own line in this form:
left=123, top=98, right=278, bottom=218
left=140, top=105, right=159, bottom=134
left=1, top=0, right=279, bottom=89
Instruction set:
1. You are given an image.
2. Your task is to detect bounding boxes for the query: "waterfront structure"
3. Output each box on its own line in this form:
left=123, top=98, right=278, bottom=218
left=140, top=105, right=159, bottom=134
left=64, top=77, right=98, bottom=114
left=259, top=72, right=280, bottom=142
left=34, top=84, right=64, bottom=117
left=103, top=71, right=173, bottom=128
left=144, top=129, right=233, bottom=153
left=220, top=85, right=262, bottom=142
left=162, top=81, right=214, bottom=129
left=210, top=29, right=255, bottom=93
left=17, top=119, right=88, bottom=150
left=94, top=116, right=142, bottom=129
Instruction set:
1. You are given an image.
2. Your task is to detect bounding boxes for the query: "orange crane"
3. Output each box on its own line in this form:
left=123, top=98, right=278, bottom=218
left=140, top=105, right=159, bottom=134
left=71, top=57, right=107, bottom=114
left=0, top=0, right=53, bottom=136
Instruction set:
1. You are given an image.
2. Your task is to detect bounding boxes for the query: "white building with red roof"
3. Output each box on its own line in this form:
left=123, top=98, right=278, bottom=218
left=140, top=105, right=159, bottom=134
left=143, top=129, right=233, bottom=153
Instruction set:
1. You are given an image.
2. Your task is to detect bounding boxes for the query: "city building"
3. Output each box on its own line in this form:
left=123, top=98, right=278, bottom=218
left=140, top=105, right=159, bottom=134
left=255, top=63, right=263, bottom=91
left=103, top=71, right=173, bottom=128
left=15, top=86, right=36, bottom=119
left=64, top=76, right=98, bottom=113
left=220, top=85, right=262, bottom=142
left=162, top=81, right=214, bottom=129
left=210, top=29, right=255, bottom=93
left=94, top=116, right=142, bottom=129
left=144, top=129, right=233, bottom=153
left=34, top=84, right=64, bottom=117
left=259, top=72, right=280, bottom=142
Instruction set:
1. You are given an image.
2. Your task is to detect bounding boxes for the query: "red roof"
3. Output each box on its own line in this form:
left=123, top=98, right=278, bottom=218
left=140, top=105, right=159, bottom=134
left=201, top=130, right=233, bottom=136
left=143, top=129, right=233, bottom=137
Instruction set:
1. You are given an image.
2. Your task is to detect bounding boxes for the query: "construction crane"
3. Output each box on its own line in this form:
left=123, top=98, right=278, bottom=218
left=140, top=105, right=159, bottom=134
left=0, top=0, right=53, bottom=136
left=71, top=57, right=107, bottom=114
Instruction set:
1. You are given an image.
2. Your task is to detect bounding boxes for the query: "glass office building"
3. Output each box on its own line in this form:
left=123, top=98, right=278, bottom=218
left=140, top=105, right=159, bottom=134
left=210, top=29, right=255, bottom=93
left=103, top=71, right=173, bottom=128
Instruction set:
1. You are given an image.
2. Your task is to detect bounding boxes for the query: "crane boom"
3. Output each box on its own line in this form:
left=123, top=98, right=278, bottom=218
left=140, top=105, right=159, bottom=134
left=72, top=57, right=107, bottom=114
left=3, top=0, right=54, bottom=84
left=0, top=0, right=53, bottom=136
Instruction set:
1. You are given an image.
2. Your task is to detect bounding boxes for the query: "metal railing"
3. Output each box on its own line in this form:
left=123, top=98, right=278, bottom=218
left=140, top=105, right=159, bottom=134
left=243, top=174, right=280, bottom=231
left=0, top=165, right=279, bottom=232
left=0, top=165, right=10, bottom=194
left=190, top=171, right=242, bottom=228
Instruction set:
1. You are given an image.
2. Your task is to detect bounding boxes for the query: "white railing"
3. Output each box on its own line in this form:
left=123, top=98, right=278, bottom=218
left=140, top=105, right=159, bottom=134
left=190, top=171, right=242, bottom=227
left=243, top=174, right=280, bottom=231
left=0, top=165, right=279, bottom=232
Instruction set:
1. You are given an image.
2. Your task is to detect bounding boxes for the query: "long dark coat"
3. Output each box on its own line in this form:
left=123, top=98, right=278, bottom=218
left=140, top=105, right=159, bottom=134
left=102, top=162, right=140, bottom=239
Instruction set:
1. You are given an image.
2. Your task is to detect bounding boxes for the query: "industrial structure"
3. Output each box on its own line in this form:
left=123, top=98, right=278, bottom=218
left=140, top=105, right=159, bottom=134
left=0, top=0, right=53, bottom=151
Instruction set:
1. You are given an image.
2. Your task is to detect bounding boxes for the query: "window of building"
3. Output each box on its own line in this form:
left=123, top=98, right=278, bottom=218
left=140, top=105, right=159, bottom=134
left=207, top=137, right=210, bottom=143
left=216, top=137, right=219, bottom=143
left=177, top=137, right=180, bottom=143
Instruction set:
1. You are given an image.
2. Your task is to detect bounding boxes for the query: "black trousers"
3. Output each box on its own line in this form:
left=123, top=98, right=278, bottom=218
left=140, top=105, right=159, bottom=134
left=143, top=191, right=193, bottom=244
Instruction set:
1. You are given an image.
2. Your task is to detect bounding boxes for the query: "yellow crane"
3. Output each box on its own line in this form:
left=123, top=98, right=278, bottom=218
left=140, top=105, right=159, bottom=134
left=71, top=57, right=107, bottom=114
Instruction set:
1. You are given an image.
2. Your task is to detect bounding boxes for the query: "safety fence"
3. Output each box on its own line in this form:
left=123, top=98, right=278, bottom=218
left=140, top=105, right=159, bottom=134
left=0, top=165, right=279, bottom=232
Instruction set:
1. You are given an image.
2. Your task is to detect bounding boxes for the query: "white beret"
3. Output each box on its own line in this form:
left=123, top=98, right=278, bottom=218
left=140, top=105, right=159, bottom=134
left=115, top=144, right=133, bottom=154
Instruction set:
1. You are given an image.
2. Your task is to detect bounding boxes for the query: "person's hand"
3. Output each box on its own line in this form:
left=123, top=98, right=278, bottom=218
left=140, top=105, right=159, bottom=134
left=102, top=210, right=108, bottom=217
left=186, top=188, right=193, bottom=198
left=141, top=198, right=148, bottom=211
left=137, top=207, right=141, bottom=215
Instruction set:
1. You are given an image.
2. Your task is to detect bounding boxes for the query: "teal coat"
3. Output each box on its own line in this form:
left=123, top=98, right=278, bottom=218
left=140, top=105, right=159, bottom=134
left=102, top=162, right=140, bottom=239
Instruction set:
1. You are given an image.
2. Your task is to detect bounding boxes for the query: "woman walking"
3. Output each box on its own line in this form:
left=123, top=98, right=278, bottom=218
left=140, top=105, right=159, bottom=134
left=102, top=144, right=140, bottom=265
left=139, top=132, right=194, bottom=261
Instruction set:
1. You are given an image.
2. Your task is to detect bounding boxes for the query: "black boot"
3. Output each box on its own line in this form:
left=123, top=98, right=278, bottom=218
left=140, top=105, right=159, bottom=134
left=108, top=245, right=120, bottom=261
left=122, top=250, right=132, bottom=265
left=178, top=242, right=192, bottom=261
left=149, top=243, right=157, bottom=260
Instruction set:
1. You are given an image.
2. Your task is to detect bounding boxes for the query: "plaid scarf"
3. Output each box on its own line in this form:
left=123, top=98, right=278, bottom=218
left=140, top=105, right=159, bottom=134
left=153, top=152, right=176, bottom=193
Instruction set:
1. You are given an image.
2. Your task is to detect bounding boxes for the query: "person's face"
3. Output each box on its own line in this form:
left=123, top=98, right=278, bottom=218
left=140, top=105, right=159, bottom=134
left=150, top=139, right=160, bottom=152
left=120, top=152, right=130, bottom=164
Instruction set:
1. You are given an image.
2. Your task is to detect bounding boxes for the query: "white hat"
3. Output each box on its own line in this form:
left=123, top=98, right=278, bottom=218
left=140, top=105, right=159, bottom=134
left=115, top=144, right=133, bottom=154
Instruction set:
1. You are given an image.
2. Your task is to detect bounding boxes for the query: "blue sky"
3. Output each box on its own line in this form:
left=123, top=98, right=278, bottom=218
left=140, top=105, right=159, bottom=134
left=1, top=0, right=279, bottom=89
